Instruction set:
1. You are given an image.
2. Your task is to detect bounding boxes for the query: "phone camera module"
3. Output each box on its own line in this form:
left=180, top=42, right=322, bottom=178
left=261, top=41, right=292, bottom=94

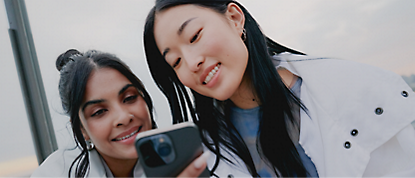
left=139, top=134, right=176, bottom=167
left=157, top=142, right=172, bottom=157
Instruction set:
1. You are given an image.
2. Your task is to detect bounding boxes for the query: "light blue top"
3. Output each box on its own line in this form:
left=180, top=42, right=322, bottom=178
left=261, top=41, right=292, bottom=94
left=230, top=78, right=319, bottom=177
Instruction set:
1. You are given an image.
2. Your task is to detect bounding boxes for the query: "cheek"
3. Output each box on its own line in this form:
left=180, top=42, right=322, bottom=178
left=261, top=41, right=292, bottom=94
left=203, top=34, right=225, bottom=55
left=133, top=102, right=152, bottom=127
left=203, top=31, right=247, bottom=64
left=85, top=119, right=111, bottom=141
left=176, top=70, right=195, bottom=87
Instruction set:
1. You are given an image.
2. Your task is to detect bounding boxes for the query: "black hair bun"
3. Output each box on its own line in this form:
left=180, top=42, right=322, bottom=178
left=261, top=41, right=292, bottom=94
left=56, top=49, right=82, bottom=71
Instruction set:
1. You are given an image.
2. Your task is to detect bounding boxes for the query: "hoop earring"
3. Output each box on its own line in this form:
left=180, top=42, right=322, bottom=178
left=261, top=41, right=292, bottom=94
left=86, top=140, right=95, bottom=151
left=241, top=28, right=247, bottom=41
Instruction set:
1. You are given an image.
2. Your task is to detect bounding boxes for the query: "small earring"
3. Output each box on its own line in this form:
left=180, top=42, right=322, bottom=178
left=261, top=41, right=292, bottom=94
left=131, top=114, right=134, bottom=118
left=241, top=28, right=247, bottom=41
left=86, top=140, right=95, bottom=151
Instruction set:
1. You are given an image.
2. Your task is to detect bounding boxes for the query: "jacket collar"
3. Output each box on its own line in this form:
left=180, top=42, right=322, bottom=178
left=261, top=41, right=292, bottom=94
left=274, top=53, right=328, bottom=177
left=88, top=149, right=107, bottom=177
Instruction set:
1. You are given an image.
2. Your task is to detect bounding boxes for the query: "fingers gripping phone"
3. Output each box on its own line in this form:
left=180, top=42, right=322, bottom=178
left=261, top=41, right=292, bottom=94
left=135, top=122, right=210, bottom=177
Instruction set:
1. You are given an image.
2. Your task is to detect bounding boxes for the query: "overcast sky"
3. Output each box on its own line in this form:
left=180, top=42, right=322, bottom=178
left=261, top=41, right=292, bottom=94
left=0, top=0, right=414, bottom=169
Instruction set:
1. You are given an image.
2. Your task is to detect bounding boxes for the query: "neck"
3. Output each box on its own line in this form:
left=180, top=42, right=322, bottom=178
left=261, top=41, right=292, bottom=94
left=100, top=153, right=137, bottom=177
left=230, top=68, right=297, bottom=109
left=230, top=73, right=259, bottom=109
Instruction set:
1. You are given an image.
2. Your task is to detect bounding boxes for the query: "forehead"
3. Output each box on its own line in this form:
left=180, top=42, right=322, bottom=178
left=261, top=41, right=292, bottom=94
left=84, top=68, right=130, bottom=99
left=153, top=5, right=222, bottom=44
left=155, top=4, right=209, bottom=21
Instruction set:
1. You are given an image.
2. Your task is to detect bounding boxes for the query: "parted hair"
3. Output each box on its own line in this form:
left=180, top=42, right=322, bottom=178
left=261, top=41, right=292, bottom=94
left=144, top=0, right=308, bottom=177
left=56, top=49, right=156, bottom=177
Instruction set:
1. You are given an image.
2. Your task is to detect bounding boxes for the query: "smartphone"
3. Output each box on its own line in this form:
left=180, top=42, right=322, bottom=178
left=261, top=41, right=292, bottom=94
left=135, top=122, right=210, bottom=177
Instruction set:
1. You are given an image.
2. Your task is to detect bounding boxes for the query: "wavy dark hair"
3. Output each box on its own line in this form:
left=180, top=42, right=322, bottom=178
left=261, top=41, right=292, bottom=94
left=56, top=49, right=157, bottom=177
left=144, top=0, right=308, bottom=177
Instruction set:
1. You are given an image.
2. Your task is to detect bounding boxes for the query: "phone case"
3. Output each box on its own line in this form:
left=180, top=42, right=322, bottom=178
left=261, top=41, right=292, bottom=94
left=135, top=122, right=210, bottom=177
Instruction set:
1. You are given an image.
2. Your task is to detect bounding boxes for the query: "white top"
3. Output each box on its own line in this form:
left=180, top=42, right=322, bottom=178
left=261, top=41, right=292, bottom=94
left=31, top=53, right=415, bottom=177
left=206, top=53, right=415, bottom=177
left=30, top=146, right=145, bottom=177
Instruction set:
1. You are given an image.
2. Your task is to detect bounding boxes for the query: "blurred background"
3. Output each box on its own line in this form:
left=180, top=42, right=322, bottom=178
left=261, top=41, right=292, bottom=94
left=1, top=0, right=414, bottom=176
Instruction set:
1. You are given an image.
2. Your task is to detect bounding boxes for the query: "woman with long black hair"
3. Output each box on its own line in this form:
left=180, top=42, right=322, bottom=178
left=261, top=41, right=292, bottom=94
left=143, top=0, right=415, bottom=177
left=31, top=49, right=209, bottom=177
left=31, top=49, right=157, bottom=177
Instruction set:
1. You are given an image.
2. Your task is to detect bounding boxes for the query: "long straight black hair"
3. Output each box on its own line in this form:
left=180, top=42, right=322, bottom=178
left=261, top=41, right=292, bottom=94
left=144, top=0, right=307, bottom=177
left=56, top=49, right=157, bottom=177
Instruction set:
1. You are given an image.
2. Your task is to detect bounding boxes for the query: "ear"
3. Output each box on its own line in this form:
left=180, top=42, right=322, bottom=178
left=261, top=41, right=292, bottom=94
left=225, top=3, right=245, bottom=36
left=81, top=126, right=90, bottom=141
left=78, top=111, right=90, bottom=140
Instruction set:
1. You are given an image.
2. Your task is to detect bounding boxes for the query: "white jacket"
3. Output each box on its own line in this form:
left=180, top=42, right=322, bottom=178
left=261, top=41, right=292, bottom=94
left=30, top=147, right=144, bottom=177
left=207, top=53, right=415, bottom=177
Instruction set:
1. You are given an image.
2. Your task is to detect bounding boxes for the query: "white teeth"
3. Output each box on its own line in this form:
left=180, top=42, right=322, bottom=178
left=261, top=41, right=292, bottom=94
left=204, top=64, right=220, bottom=84
left=115, top=129, right=138, bottom=141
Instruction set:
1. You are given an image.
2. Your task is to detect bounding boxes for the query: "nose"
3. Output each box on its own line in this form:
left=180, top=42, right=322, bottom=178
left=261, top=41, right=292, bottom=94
left=114, top=108, right=133, bottom=127
left=183, top=51, right=204, bottom=72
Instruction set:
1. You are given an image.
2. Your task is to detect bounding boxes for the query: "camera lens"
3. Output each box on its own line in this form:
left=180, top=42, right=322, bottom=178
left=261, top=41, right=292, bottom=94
left=157, top=142, right=172, bottom=157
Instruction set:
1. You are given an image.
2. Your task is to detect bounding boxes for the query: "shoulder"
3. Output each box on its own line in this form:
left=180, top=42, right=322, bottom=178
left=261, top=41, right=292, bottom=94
left=275, top=52, right=410, bottom=94
left=31, top=148, right=108, bottom=177
left=275, top=52, right=397, bottom=77
left=31, top=148, right=81, bottom=177
left=277, top=53, right=415, bottom=176
left=277, top=68, right=297, bottom=88
left=276, top=52, right=415, bottom=140
left=276, top=53, right=415, bottom=122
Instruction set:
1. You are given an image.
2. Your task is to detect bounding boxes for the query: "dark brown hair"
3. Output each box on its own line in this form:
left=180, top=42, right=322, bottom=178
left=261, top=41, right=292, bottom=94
left=56, top=49, right=156, bottom=177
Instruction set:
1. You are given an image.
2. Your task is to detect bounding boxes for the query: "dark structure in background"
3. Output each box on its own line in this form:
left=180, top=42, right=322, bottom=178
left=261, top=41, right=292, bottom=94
left=4, top=0, right=57, bottom=164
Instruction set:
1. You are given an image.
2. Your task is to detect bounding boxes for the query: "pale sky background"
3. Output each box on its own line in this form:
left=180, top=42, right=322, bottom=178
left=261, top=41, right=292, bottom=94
left=0, top=0, right=414, bottom=176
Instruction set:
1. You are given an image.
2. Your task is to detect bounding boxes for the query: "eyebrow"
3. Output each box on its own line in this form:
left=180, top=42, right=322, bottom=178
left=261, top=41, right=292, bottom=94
left=81, top=84, right=135, bottom=111
left=162, top=17, right=197, bottom=59
left=119, top=84, right=134, bottom=95
left=178, top=17, right=197, bottom=36
left=82, top=99, right=105, bottom=111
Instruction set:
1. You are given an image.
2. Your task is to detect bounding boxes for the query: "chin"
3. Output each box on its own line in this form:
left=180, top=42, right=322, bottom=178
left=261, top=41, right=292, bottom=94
left=199, top=90, right=232, bottom=101
left=124, top=153, right=138, bottom=159
left=212, top=93, right=232, bottom=101
left=120, top=147, right=138, bottom=159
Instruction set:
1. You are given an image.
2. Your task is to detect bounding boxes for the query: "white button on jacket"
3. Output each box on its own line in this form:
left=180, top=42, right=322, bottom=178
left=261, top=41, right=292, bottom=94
left=207, top=53, right=415, bottom=177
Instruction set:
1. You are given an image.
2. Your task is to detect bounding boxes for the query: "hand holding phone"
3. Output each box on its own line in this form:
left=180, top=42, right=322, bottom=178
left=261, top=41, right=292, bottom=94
left=135, top=122, right=210, bottom=177
left=177, top=151, right=210, bottom=177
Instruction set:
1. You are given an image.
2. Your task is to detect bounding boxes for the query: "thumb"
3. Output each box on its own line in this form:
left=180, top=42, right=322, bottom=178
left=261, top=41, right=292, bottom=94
left=177, top=151, right=210, bottom=177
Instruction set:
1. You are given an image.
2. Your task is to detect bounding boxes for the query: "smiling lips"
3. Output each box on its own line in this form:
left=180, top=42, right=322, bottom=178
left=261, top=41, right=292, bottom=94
left=202, top=63, right=221, bottom=84
left=112, top=126, right=142, bottom=141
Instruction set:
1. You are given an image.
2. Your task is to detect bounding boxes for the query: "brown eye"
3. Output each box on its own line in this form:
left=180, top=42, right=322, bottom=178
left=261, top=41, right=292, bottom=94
left=173, top=58, right=181, bottom=68
left=91, top=109, right=107, bottom=117
left=190, top=29, right=202, bottom=43
left=123, top=95, right=138, bottom=103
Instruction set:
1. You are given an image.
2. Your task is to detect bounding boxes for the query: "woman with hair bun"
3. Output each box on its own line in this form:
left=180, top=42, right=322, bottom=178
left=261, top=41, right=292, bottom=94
left=143, top=0, right=415, bottom=177
left=31, top=49, right=207, bottom=177
left=31, top=49, right=155, bottom=177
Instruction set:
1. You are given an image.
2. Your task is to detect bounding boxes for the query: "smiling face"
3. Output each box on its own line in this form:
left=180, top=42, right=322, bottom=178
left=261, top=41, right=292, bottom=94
left=79, top=67, right=152, bottom=163
left=153, top=3, right=249, bottom=101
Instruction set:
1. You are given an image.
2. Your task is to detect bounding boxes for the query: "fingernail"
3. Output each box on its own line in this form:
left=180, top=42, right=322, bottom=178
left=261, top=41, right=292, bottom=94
left=194, top=151, right=210, bottom=169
